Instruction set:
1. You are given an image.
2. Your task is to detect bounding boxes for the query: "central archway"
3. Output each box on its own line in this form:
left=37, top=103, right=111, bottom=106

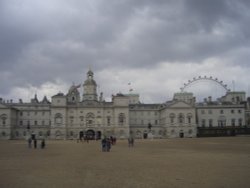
left=86, top=129, right=95, bottom=140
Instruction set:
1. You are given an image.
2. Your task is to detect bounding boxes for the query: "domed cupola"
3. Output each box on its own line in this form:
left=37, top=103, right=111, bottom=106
left=82, top=69, right=98, bottom=101
left=84, top=70, right=97, bottom=86
left=87, top=70, right=94, bottom=78
left=67, top=84, right=80, bottom=103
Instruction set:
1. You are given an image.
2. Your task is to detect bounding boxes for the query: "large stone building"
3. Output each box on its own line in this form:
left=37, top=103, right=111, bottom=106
left=0, top=70, right=249, bottom=140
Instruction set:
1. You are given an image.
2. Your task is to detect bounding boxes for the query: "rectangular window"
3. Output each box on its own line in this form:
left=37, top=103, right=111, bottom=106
left=19, top=121, right=23, bottom=126
left=107, top=116, right=111, bottom=126
left=70, top=117, right=74, bottom=124
left=209, top=119, right=213, bottom=127
left=202, top=119, right=206, bottom=127
left=155, top=120, right=158, bottom=125
left=201, top=110, right=205, bottom=114
left=239, top=119, right=242, bottom=126
left=80, top=116, right=84, bottom=121
left=238, top=110, right=242, bottom=114
left=20, top=112, right=23, bottom=116
left=218, top=120, right=226, bottom=127
left=34, top=121, right=37, bottom=126
left=231, top=119, right=235, bottom=126
left=231, top=110, right=234, bottom=114
left=42, top=121, right=45, bottom=126
left=220, top=110, right=224, bottom=114
left=208, top=110, right=212, bottom=114
left=141, top=120, right=144, bottom=125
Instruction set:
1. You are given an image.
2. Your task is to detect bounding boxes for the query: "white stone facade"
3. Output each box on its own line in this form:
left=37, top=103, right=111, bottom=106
left=0, top=70, right=249, bottom=140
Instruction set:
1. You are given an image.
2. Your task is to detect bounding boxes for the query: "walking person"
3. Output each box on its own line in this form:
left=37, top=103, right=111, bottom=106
left=41, top=139, right=45, bottom=149
left=106, top=138, right=111, bottom=152
left=128, top=136, right=134, bottom=147
left=101, top=137, right=107, bottom=152
left=28, top=137, right=32, bottom=148
left=34, top=139, right=37, bottom=149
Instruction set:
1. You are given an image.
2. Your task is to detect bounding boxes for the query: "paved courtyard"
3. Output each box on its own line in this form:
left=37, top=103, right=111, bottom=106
left=0, top=137, right=250, bottom=188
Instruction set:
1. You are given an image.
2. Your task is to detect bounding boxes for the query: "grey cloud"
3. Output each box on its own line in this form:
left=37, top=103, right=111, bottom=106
left=1, top=0, right=250, bottom=100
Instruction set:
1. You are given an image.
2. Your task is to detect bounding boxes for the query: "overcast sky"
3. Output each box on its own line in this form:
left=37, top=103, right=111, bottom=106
left=1, top=0, right=250, bottom=103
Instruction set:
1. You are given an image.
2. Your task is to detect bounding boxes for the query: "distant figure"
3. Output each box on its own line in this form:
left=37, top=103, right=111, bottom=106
left=34, top=139, right=37, bottom=149
left=101, top=137, right=107, bottom=152
left=41, top=139, right=45, bottom=149
left=84, top=135, right=89, bottom=143
left=106, top=138, right=111, bottom=152
left=28, top=137, right=32, bottom=148
left=128, top=136, right=134, bottom=147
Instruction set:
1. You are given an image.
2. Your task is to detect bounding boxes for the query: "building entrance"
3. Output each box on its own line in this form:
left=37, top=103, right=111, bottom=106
left=179, top=132, right=184, bottom=138
left=86, top=130, right=95, bottom=140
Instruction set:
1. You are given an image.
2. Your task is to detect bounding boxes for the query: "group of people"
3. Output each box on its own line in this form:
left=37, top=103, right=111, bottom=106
left=28, top=137, right=45, bottom=149
left=78, top=135, right=91, bottom=143
left=101, top=136, right=116, bottom=152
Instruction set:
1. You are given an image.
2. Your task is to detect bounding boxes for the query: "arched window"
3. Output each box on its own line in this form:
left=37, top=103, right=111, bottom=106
left=188, top=129, right=193, bottom=135
left=86, top=113, right=95, bottom=126
left=107, top=116, right=111, bottom=126
left=54, top=113, right=63, bottom=125
left=159, top=130, right=162, bottom=135
left=169, top=113, right=175, bottom=124
left=187, top=113, right=192, bottom=124
left=69, top=116, right=74, bottom=126
left=178, top=113, right=184, bottom=124
left=171, top=129, right=175, bottom=135
left=95, top=116, right=101, bottom=126
left=118, top=113, right=125, bottom=125
left=0, top=114, right=7, bottom=126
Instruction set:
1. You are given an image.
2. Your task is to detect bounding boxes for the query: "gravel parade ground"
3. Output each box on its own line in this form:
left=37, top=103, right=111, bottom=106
left=0, top=137, right=250, bottom=188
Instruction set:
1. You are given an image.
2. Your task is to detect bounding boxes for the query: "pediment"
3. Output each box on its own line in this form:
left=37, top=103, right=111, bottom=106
left=168, top=101, right=193, bottom=108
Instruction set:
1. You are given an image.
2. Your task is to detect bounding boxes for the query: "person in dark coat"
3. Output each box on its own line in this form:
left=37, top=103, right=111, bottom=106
left=101, top=137, right=107, bottom=152
left=28, top=137, right=32, bottom=148
left=41, top=139, right=45, bottom=149
left=34, top=139, right=37, bottom=149
left=106, top=138, right=111, bottom=152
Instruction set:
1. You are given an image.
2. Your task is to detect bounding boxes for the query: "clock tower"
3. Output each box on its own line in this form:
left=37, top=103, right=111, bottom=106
left=82, top=69, right=98, bottom=101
